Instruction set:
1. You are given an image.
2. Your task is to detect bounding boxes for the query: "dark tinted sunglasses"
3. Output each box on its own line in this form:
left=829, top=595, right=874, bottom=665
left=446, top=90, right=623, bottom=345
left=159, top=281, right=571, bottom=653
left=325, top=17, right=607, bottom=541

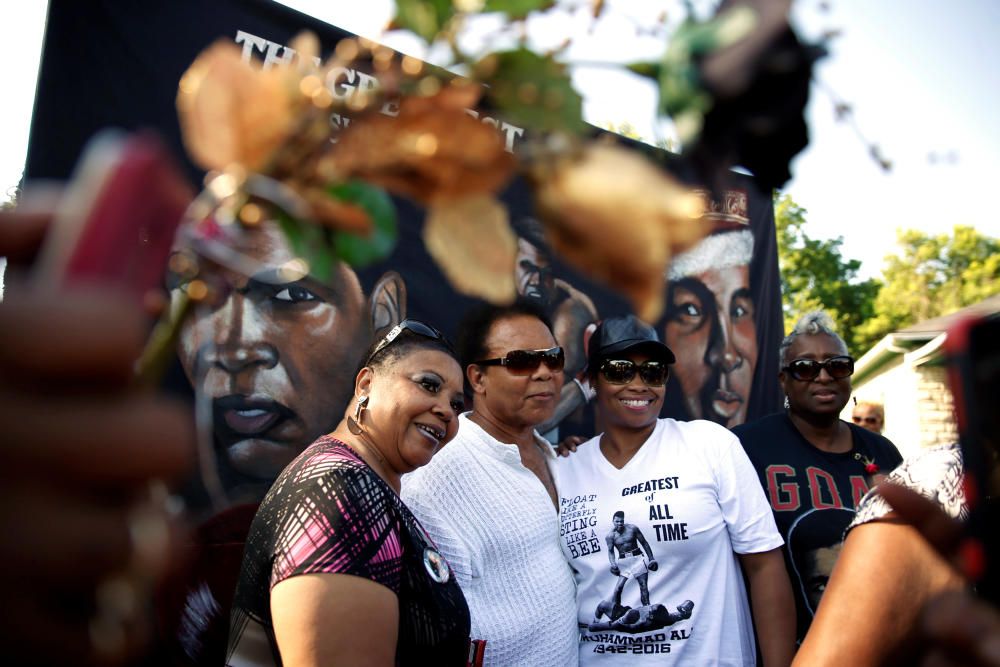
left=852, top=415, right=880, bottom=425
left=783, top=355, right=854, bottom=382
left=475, top=346, right=565, bottom=375
left=367, top=319, right=452, bottom=365
left=600, top=359, right=670, bottom=387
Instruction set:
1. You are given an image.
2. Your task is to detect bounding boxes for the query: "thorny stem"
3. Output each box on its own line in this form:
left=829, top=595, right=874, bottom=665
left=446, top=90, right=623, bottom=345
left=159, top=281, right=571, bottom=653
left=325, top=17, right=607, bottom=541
left=812, top=75, right=892, bottom=171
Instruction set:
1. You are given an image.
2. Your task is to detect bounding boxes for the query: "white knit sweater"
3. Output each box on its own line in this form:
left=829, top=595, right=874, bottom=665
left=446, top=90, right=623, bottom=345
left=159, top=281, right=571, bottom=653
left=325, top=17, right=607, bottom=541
left=401, top=414, right=579, bottom=666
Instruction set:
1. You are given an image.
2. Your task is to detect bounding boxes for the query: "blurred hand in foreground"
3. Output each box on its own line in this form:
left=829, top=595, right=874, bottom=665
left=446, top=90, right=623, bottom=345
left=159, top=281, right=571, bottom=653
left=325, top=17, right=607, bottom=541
left=880, top=483, right=1000, bottom=667
left=0, top=206, right=195, bottom=665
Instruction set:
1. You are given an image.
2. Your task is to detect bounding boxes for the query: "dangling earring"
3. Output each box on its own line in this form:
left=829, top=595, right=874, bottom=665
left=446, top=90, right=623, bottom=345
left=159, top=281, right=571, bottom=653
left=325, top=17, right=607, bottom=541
left=348, top=395, right=369, bottom=435
left=783, top=396, right=790, bottom=410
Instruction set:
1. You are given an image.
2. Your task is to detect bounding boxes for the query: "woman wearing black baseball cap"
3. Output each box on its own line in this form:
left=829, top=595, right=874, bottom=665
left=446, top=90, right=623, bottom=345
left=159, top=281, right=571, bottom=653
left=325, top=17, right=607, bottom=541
left=553, top=314, right=795, bottom=667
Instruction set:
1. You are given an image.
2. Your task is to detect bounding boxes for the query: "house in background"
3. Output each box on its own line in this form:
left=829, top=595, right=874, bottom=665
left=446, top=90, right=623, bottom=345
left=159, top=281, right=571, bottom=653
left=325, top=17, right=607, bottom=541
left=844, top=294, right=1000, bottom=459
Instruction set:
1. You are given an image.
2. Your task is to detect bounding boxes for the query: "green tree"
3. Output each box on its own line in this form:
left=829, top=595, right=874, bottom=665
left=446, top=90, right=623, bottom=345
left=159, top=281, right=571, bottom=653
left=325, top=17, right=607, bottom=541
left=775, top=193, right=881, bottom=356
left=856, top=225, right=1000, bottom=347
left=603, top=121, right=678, bottom=152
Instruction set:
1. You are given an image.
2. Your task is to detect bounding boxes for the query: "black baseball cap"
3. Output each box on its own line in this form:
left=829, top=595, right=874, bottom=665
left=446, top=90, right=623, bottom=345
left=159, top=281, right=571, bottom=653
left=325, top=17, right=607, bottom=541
left=587, top=315, right=676, bottom=369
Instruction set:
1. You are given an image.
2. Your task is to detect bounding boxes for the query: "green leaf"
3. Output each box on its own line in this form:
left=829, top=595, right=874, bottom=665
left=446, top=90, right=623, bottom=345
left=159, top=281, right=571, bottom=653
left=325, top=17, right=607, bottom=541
left=328, top=182, right=398, bottom=268
left=653, top=7, right=758, bottom=142
left=478, top=48, right=584, bottom=134
left=276, top=211, right=336, bottom=284
left=657, top=19, right=711, bottom=121
left=483, top=0, right=555, bottom=20
left=625, top=61, right=661, bottom=80
left=393, top=0, right=456, bottom=43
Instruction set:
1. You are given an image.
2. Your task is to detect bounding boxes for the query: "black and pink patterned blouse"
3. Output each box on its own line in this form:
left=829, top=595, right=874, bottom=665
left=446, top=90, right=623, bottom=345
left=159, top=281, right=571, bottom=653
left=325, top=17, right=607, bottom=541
left=226, top=436, right=471, bottom=666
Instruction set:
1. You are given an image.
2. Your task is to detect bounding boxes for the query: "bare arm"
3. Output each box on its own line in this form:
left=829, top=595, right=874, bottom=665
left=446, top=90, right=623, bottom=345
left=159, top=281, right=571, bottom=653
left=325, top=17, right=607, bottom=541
left=271, top=573, right=399, bottom=667
left=738, top=548, right=796, bottom=667
left=792, top=518, right=966, bottom=667
left=879, top=483, right=998, bottom=666
left=921, top=590, right=1000, bottom=667
left=606, top=534, right=619, bottom=572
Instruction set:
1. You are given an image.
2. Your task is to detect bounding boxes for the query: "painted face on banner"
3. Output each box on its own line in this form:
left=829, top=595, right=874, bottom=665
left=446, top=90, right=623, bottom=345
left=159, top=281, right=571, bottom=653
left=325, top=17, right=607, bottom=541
left=515, top=237, right=555, bottom=307
left=664, top=262, right=757, bottom=428
left=172, top=220, right=368, bottom=499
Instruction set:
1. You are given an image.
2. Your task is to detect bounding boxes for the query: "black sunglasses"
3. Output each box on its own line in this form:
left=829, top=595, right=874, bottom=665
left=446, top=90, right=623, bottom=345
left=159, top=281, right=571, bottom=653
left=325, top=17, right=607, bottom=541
left=783, top=355, right=855, bottom=382
left=474, top=346, right=565, bottom=375
left=600, top=359, right=670, bottom=387
left=852, top=415, right=880, bottom=425
left=367, top=319, right=452, bottom=365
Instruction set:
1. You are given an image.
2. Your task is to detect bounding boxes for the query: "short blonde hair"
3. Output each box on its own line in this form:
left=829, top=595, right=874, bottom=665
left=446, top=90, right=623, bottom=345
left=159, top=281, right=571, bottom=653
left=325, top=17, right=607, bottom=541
left=854, top=401, right=884, bottom=421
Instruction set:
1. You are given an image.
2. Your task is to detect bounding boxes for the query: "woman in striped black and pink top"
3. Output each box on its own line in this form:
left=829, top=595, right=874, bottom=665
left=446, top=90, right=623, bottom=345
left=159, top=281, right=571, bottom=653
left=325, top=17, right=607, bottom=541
left=227, top=321, right=476, bottom=666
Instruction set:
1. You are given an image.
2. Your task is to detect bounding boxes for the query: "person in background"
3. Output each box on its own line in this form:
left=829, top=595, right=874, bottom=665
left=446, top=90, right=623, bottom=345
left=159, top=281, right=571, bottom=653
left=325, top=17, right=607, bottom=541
left=851, top=401, right=884, bottom=434
left=227, top=320, right=474, bottom=666
left=733, top=311, right=903, bottom=643
left=402, top=300, right=579, bottom=667
left=555, top=315, right=795, bottom=666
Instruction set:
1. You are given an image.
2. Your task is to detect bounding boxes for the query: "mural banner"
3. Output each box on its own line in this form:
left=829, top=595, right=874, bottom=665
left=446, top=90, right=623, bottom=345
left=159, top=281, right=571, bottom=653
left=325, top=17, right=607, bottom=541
left=26, top=0, right=783, bottom=504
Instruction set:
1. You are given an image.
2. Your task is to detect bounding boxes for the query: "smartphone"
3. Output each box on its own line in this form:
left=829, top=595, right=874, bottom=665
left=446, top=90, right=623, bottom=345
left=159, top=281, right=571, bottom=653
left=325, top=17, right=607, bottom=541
left=945, top=314, right=1000, bottom=603
left=32, top=130, right=194, bottom=305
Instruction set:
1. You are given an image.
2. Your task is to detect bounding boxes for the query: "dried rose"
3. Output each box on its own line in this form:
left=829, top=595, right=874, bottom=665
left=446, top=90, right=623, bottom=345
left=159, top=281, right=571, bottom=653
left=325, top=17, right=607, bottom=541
left=177, top=40, right=306, bottom=172
left=531, top=143, right=708, bottom=321
left=423, top=194, right=517, bottom=304
left=319, top=86, right=515, bottom=205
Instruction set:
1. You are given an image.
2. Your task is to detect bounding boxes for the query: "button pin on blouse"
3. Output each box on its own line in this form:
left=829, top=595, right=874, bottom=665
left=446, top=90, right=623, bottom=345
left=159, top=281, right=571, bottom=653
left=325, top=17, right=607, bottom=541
left=423, top=547, right=451, bottom=584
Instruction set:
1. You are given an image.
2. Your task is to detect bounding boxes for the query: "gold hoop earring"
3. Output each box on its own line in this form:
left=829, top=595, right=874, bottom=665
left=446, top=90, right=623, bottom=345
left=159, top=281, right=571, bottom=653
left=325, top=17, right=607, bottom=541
left=348, top=395, right=369, bottom=435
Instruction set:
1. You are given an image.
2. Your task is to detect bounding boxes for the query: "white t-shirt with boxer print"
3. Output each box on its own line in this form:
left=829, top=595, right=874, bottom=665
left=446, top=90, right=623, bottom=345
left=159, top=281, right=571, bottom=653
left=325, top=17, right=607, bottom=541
left=554, top=418, right=782, bottom=666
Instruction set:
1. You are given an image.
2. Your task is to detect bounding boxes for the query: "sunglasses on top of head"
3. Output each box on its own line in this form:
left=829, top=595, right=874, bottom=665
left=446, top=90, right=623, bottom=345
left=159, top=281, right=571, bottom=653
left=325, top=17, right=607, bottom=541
left=599, top=359, right=670, bottom=387
left=366, top=319, right=452, bottom=365
left=782, top=355, right=855, bottom=382
left=474, top=346, right=565, bottom=375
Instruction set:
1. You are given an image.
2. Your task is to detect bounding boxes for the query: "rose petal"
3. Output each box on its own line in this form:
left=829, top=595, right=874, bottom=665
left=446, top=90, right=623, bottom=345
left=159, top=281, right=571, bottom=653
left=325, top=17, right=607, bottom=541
left=423, top=195, right=517, bottom=304
left=177, top=42, right=252, bottom=170
left=322, top=100, right=514, bottom=205
left=177, top=41, right=298, bottom=172
left=532, top=143, right=708, bottom=321
left=289, top=32, right=321, bottom=68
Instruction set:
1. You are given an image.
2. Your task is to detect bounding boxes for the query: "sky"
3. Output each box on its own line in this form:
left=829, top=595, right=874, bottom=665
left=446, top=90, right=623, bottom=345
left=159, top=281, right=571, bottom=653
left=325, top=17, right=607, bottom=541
left=2, top=0, right=998, bottom=281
